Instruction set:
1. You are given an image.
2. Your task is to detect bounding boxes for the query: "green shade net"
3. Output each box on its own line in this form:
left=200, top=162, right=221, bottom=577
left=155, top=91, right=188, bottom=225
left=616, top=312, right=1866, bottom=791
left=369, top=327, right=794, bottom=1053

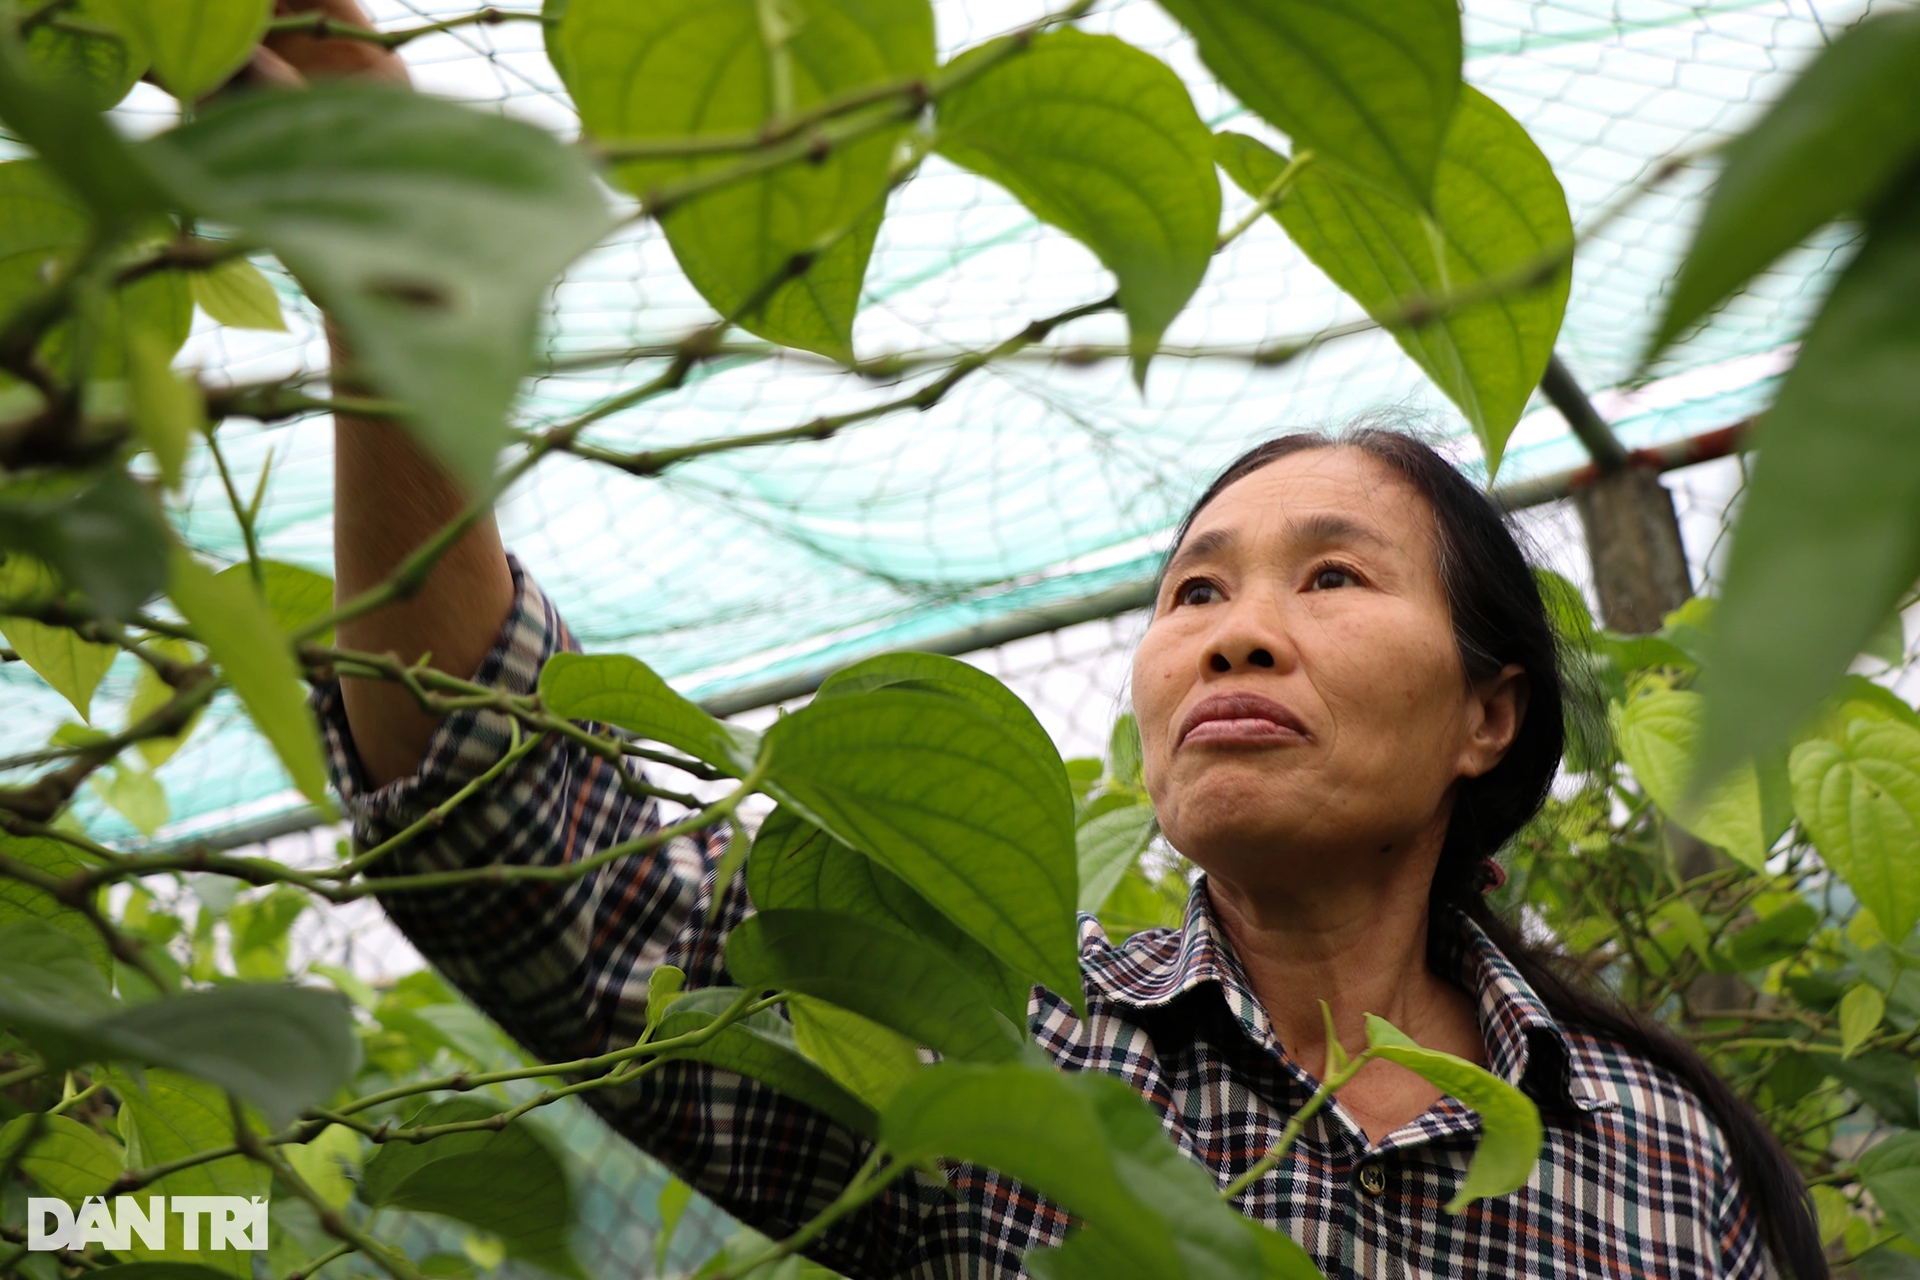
left=1, top=0, right=1873, bottom=845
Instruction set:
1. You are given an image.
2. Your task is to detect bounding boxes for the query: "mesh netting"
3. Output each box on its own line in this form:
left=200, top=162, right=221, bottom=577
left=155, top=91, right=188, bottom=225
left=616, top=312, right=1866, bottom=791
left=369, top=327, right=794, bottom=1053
left=0, top=0, right=1883, bottom=855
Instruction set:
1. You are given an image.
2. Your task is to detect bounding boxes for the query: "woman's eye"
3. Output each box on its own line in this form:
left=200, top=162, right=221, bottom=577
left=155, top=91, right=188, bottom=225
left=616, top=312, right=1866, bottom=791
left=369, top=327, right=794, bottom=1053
left=1176, top=579, right=1219, bottom=606
left=1310, top=565, right=1356, bottom=590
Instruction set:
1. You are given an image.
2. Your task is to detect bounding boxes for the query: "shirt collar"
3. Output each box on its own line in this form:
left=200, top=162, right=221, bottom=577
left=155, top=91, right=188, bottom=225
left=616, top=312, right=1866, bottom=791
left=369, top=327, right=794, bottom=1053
left=1081, top=878, right=1615, bottom=1113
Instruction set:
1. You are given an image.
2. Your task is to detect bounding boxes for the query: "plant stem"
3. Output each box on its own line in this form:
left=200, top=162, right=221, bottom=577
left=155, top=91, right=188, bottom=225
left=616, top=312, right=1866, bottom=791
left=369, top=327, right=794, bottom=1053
left=331, top=723, right=543, bottom=877
left=715, top=1147, right=908, bottom=1280
left=206, top=427, right=266, bottom=586
left=1218, top=1053, right=1371, bottom=1202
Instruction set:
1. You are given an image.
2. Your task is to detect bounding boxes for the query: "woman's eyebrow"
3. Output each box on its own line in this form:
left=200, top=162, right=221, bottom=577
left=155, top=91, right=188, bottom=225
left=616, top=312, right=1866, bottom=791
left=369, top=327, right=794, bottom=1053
left=1165, top=527, right=1236, bottom=579
left=1288, top=512, right=1391, bottom=550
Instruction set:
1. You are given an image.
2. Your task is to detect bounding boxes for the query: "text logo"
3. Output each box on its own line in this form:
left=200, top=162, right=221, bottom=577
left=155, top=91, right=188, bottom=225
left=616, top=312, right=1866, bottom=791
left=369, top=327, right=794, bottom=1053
left=27, top=1197, right=269, bottom=1252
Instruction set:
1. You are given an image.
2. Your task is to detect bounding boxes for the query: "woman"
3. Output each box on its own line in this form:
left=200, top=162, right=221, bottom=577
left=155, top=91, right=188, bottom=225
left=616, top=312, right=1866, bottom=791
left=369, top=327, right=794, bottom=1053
left=270, top=13, right=1822, bottom=1275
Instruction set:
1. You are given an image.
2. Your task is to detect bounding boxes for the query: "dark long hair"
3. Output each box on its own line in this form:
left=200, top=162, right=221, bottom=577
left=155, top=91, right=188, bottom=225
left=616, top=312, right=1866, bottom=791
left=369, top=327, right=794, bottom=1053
left=1167, top=428, right=1825, bottom=1279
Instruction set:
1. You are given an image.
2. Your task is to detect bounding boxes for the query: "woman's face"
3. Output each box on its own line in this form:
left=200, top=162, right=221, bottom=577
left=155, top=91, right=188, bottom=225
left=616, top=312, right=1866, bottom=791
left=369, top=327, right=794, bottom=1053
left=1131, top=447, right=1524, bottom=891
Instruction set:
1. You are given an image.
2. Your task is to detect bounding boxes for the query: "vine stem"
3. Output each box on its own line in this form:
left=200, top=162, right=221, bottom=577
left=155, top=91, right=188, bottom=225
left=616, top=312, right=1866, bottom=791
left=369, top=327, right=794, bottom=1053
left=713, top=1147, right=910, bottom=1280
left=1218, top=1051, right=1372, bottom=1202
left=330, top=721, right=543, bottom=878
left=282, top=1240, right=357, bottom=1280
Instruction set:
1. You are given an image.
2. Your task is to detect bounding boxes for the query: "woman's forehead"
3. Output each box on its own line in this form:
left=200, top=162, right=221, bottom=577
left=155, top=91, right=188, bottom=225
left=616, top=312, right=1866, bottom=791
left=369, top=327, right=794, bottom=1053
left=1183, top=447, right=1437, bottom=549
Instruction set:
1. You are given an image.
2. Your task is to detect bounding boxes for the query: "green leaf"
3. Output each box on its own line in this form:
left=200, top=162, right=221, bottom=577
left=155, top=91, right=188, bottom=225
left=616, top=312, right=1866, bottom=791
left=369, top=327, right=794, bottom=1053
left=1159, top=0, right=1461, bottom=208
left=1216, top=91, right=1570, bottom=476
left=1076, top=804, right=1154, bottom=915
left=1825, top=1050, right=1920, bottom=1129
left=228, top=885, right=309, bottom=980
left=1240, top=1221, right=1331, bottom=1280
left=763, top=687, right=1080, bottom=1004
left=1792, top=719, right=1920, bottom=941
left=190, top=257, right=285, bottom=331
left=148, top=84, right=611, bottom=490
left=360, top=1097, right=584, bottom=1280
left=0, top=23, right=173, bottom=225
left=935, top=30, right=1219, bottom=382
left=727, top=909, right=1021, bottom=1062
left=1861, top=1132, right=1920, bottom=1242
left=884, top=1061, right=1265, bottom=1280
left=23, top=0, right=147, bottom=111
left=1611, top=689, right=1785, bottom=871
left=1721, top=899, right=1818, bottom=972
left=214, top=560, right=334, bottom=639
left=643, top=963, right=686, bottom=1036
left=1649, top=9, right=1920, bottom=357
left=653, top=1177, right=693, bottom=1275
left=92, top=762, right=169, bottom=836
left=110, top=1068, right=269, bottom=1277
left=1697, top=186, right=1920, bottom=784
left=538, top=651, right=758, bottom=773
left=125, top=325, right=199, bottom=491
left=166, top=548, right=331, bottom=811
left=0, top=834, right=111, bottom=978
left=0, top=468, right=168, bottom=620
left=127, top=636, right=203, bottom=768
left=1362, top=1013, right=1542, bottom=1210
left=282, top=1122, right=360, bottom=1211
left=0, top=157, right=89, bottom=331
left=563, top=0, right=933, bottom=360
left=0, top=1113, right=123, bottom=1202
left=787, top=993, right=922, bottom=1111
left=746, top=805, right=1029, bottom=1024
left=0, top=917, right=118, bottom=1057
left=1107, top=712, right=1143, bottom=791
left=1841, top=982, right=1887, bottom=1058
left=0, top=553, right=118, bottom=721
left=100, top=0, right=268, bottom=102
left=815, top=651, right=1070, bottom=818
left=651, top=987, right=879, bottom=1136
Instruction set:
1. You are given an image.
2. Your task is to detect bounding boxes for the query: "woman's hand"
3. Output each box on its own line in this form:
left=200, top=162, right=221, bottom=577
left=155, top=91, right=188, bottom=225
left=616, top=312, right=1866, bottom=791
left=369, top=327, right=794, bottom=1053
left=244, top=0, right=412, bottom=91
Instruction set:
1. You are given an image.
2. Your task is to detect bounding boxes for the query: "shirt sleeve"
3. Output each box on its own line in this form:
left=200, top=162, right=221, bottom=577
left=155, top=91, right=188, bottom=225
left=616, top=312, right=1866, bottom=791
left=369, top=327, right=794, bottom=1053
left=312, top=556, right=941, bottom=1278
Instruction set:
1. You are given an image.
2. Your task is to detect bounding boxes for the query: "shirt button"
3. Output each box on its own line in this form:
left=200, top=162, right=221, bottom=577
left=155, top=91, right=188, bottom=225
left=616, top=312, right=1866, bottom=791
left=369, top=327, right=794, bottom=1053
left=1356, top=1161, right=1387, bottom=1196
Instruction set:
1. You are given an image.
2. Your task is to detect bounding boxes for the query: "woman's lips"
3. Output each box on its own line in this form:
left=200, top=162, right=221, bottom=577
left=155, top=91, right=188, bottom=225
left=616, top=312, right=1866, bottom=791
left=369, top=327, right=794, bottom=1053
left=1176, top=692, right=1311, bottom=749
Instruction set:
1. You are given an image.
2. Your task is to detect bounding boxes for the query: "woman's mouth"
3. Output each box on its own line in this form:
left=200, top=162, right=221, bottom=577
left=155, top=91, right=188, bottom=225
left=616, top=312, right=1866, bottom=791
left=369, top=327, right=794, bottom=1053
left=1176, top=692, right=1312, bottom=749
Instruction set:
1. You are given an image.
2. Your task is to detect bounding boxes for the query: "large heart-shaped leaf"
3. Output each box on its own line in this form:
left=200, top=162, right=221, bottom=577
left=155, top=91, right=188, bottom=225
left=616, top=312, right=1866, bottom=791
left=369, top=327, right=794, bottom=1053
left=1697, top=189, right=1920, bottom=784
left=1217, top=88, right=1570, bottom=476
left=101, top=0, right=268, bottom=103
left=1158, top=0, right=1461, bottom=209
left=935, top=29, right=1219, bottom=382
left=538, top=651, right=758, bottom=774
left=0, top=834, right=111, bottom=978
left=1860, top=1132, right=1920, bottom=1243
left=0, top=1113, right=123, bottom=1202
left=1611, top=688, right=1791, bottom=871
left=562, top=0, right=933, bottom=359
left=0, top=552, right=117, bottom=721
left=1792, top=719, right=1920, bottom=941
left=786, top=994, right=922, bottom=1111
left=1649, top=9, right=1920, bottom=358
left=763, top=687, right=1080, bottom=1004
left=727, top=908, right=1021, bottom=1062
left=747, top=804, right=1030, bottom=1023
left=146, top=85, right=611, bottom=489
left=1077, top=803, right=1155, bottom=916
left=110, top=1068, right=270, bottom=1277
left=23, top=0, right=147, bottom=111
left=360, top=1097, right=584, bottom=1280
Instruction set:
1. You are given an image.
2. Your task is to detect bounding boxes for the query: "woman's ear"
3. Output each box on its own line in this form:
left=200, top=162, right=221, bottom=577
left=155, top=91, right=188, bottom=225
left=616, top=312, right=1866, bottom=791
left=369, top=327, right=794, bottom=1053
left=1460, top=663, right=1529, bottom=779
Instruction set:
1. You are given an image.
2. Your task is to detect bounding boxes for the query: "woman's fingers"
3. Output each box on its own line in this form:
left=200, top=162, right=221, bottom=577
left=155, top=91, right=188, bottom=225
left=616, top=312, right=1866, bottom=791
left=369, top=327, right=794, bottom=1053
left=262, top=0, right=411, bottom=86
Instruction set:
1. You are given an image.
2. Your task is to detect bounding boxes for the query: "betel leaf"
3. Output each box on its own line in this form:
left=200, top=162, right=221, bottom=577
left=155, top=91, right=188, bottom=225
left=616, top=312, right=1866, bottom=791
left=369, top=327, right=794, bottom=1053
left=787, top=994, right=922, bottom=1110
left=747, top=805, right=1030, bottom=1024
left=110, top=1068, right=269, bottom=1277
left=1648, top=9, right=1920, bottom=358
left=0, top=468, right=168, bottom=620
left=1611, top=689, right=1790, bottom=872
left=1077, top=804, right=1154, bottom=915
left=0, top=834, right=111, bottom=978
left=190, top=257, right=286, bottom=331
left=93, top=762, right=169, bottom=836
left=127, top=636, right=203, bottom=768
left=1721, top=899, right=1818, bottom=972
left=360, top=1097, right=584, bottom=1280
left=147, top=84, right=611, bottom=490
left=650, top=987, right=879, bottom=1136
left=166, top=549, right=330, bottom=810
left=1216, top=90, right=1570, bottom=477
left=23, top=0, right=147, bottom=112
left=934, top=30, right=1219, bottom=383
left=884, top=1060, right=1265, bottom=1280
left=0, top=552, right=118, bottom=721
left=1158, top=0, right=1460, bottom=209
left=1696, top=184, right=1920, bottom=785
left=1826, top=1051, right=1920, bottom=1129
left=1363, top=1014, right=1541, bottom=1211
left=727, top=909, right=1021, bottom=1062
left=101, top=0, right=268, bottom=103
left=0, top=157, right=88, bottom=327
left=1841, top=982, right=1887, bottom=1057
left=0, top=916, right=118, bottom=1061
left=0, top=22, right=172, bottom=224
left=125, top=324, right=198, bottom=491
left=282, top=1121, right=360, bottom=1211
left=0, top=1113, right=122, bottom=1203
left=563, top=0, right=934, bottom=360
left=538, top=651, right=758, bottom=774
left=213, top=560, right=333, bottom=640
left=1861, top=1132, right=1920, bottom=1243
left=1792, top=719, right=1920, bottom=941
left=815, top=651, right=1070, bottom=817
left=763, top=687, right=1080, bottom=1004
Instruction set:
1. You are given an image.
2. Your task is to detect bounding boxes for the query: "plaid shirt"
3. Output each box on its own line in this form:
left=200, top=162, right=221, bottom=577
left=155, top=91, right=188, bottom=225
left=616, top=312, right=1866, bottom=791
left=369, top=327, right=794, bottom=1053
left=317, top=560, right=1768, bottom=1280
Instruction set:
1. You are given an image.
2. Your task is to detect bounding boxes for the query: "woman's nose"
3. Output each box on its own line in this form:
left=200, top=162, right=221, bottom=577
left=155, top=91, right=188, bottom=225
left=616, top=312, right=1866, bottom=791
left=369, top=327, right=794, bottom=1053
left=1207, top=646, right=1277, bottom=672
